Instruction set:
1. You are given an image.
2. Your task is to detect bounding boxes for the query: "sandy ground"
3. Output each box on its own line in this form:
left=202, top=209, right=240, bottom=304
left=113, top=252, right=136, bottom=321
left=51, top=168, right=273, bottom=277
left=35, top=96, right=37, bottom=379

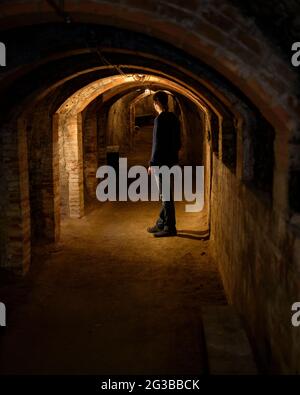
left=0, top=200, right=227, bottom=374
left=0, top=125, right=227, bottom=374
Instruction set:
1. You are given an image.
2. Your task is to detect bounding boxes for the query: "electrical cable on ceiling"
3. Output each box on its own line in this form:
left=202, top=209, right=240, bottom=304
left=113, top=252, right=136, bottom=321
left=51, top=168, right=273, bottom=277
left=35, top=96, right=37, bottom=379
left=45, top=0, right=152, bottom=87
left=45, top=0, right=72, bottom=24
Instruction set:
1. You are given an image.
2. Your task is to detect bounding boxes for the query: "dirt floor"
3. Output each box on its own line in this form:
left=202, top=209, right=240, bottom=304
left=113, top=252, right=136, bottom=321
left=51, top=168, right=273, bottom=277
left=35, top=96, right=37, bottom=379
left=0, top=125, right=227, bottom=375
left=0, top=200, right=227, bottom=374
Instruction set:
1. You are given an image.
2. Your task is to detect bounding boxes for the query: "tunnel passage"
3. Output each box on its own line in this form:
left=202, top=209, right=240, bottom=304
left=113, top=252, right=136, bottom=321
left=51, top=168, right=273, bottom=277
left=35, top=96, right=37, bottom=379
left=0, top=0, right=300, bottom=374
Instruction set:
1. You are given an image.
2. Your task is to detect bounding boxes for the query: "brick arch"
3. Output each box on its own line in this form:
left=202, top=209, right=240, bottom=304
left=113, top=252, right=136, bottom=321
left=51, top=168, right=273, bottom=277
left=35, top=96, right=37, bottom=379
left=1, top=53, right=253, bottom=272
left=56, top=74, right=211, bottom=218
left=0, top=0, right=298, bottom=134
left=0, top=6, right=297, bottom=226
left=1, top=3, right=300, bottom=372
left=2, top=50, right=239, bottom=130
left=57, top=75, right=209, bottom=115
left=0, top=48, right=260, bottom=273
left=0, top=9, right=293, bottom=271
left=10, top=57, right=235, bottom=257
left=0, top=21, right=263, bottom=173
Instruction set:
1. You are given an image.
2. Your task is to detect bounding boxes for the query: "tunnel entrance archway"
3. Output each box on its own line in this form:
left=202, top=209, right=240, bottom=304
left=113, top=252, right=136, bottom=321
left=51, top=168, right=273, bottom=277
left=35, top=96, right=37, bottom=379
left=0, top=21, right=275, bottom=280
left=54, top=73, right=211, bottom=221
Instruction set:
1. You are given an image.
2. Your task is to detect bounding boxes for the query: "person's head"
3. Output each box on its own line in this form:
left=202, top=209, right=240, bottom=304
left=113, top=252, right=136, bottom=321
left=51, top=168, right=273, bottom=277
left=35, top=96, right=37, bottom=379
left=153, top=91, right=169, bottom=113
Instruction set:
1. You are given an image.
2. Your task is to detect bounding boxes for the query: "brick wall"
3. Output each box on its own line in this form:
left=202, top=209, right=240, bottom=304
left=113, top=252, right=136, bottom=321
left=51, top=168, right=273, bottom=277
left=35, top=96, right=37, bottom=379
left=179, top=97, right=204, bottom=166
left=210, top=140, right=300, bottom=373
left=27, top=103, right=60, bottom=243
left=0, top=120, right=30, bottom=274
left=83, top=105, right=98, bottom=199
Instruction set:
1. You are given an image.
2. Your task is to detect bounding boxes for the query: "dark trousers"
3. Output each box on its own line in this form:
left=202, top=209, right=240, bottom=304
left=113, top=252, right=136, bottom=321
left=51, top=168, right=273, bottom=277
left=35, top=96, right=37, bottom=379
left=154, top=172, right=176, bottom=231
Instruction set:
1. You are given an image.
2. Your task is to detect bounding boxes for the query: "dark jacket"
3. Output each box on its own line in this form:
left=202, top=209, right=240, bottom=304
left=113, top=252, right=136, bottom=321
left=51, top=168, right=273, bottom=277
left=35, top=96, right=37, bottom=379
left=149, top=111, right=181, bottom=166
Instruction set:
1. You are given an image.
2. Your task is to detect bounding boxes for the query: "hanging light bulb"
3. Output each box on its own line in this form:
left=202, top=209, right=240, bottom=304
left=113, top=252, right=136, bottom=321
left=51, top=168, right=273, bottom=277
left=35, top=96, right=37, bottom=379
left=133, top=74, right=145, bottom=82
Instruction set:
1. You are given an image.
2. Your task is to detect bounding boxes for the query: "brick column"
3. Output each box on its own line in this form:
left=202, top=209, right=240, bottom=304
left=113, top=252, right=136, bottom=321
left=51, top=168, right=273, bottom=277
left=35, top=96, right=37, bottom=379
left=129, top=104, right=135, bottom=151
left=98, top=109, right=108, bottom=166
left=60, top=113, right=84, bottom=218
left=273, top=130, right=290, bottom=214
left=26, top=109, right=60, bottom=245
left=51, top=114, right=61, bottom=242
left=1, top=119, right=31, bottom=274
left=83, top=111, right=98, bottom=198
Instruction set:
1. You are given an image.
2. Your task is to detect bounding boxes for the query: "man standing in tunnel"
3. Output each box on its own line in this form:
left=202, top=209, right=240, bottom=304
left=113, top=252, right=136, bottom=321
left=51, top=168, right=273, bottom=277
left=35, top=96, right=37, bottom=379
left=147, top=91, right=181, bottom=237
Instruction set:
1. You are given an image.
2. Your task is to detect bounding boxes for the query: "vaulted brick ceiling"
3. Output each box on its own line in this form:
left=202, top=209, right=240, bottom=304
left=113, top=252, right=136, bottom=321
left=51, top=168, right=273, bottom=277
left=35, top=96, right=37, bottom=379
left=229, top=0, right=300, bottom=58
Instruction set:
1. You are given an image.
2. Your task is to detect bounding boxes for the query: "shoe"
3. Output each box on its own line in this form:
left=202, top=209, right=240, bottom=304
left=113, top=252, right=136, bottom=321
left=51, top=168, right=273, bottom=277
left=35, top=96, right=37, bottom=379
left=154, top=229, right=177, bottom=237
left=147, top=225, right=163, bottom=233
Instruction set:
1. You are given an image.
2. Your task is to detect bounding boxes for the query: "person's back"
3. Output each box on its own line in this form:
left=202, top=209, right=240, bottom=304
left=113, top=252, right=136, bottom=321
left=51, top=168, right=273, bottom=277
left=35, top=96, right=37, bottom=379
left=147, top=91, right=181, bottom=237
left=150, top=110, right=181, bottom=167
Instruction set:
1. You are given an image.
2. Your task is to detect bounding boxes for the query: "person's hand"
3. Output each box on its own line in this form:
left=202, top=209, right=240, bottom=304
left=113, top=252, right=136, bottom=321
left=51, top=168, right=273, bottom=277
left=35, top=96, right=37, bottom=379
left=148, top=166, right=152, bottom=175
